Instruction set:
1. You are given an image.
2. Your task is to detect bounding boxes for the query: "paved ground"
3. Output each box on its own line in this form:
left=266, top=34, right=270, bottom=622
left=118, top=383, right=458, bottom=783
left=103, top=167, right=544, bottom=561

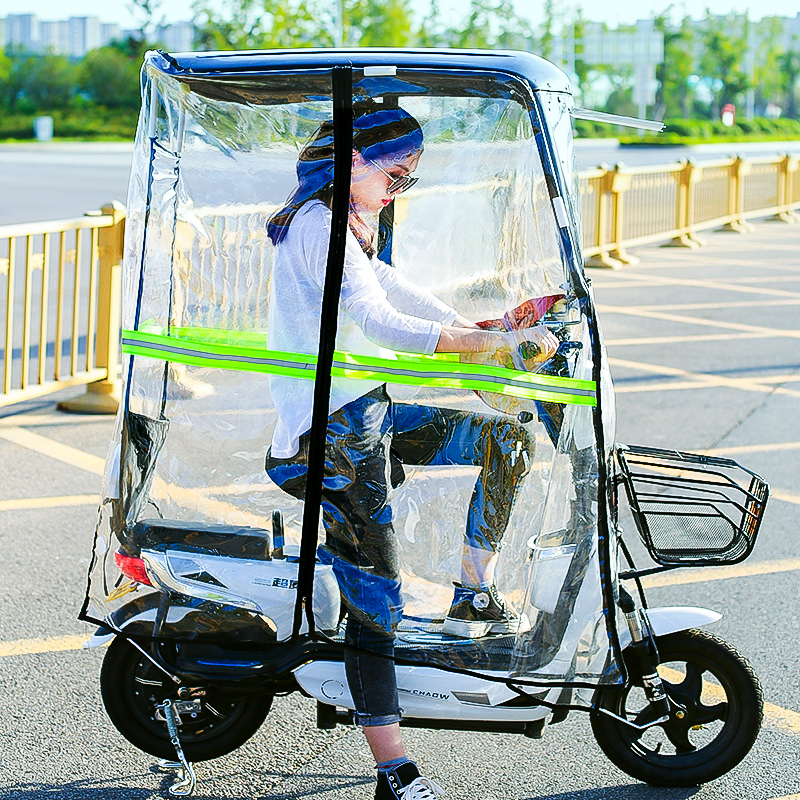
left=0, top=218, right=799, bottom=799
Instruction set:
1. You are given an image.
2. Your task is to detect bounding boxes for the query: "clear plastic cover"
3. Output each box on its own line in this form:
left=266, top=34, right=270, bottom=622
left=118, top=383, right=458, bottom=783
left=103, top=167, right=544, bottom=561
left=83, top=56, right=619, bottom=691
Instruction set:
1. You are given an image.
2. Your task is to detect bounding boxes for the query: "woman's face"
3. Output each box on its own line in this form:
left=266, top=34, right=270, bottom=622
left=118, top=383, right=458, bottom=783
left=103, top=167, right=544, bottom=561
left=350, top=149, right=421, bottom=215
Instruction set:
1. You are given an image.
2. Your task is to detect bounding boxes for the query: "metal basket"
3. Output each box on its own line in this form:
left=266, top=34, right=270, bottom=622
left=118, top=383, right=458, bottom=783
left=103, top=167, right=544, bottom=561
left=615, top=444, right=769, bottom=567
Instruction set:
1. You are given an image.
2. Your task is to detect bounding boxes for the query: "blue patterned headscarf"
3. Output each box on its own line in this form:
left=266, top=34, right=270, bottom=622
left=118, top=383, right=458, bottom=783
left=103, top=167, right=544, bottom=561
left=267, top=103, right=423, bottom=246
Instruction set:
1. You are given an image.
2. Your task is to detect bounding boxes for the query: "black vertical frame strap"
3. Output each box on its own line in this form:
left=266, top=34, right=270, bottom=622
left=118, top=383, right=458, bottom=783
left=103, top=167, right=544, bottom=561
left=293, top=66, right=354, bottom=639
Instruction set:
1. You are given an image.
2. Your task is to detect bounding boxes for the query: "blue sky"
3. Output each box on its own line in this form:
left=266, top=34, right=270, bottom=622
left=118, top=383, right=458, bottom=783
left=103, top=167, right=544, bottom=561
left=5, top=0, right=798, bottom=30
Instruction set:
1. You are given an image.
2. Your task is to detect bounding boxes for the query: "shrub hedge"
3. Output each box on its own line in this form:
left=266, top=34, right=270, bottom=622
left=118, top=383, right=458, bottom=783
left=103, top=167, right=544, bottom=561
left=574, top=116, right=800, bottom=143
left=0, top=107, right=138, bottom=141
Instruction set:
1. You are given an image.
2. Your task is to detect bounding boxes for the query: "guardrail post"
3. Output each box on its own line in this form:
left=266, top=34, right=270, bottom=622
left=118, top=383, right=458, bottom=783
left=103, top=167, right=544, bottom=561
left=666, top=160, right=704, bottom=248
left=584, top=165, right=623, bottom=269
left=774, top=154, right=799, bottom=223
left=722, top=156, right=754, bottom=233
left=58, top=201, right=124, bottom=414
left=607, top=164, right=639, bottom=265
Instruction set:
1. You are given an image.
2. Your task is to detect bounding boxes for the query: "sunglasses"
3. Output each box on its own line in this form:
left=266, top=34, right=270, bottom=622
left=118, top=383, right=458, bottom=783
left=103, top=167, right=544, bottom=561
left=363, top=155, right=419, bottom=195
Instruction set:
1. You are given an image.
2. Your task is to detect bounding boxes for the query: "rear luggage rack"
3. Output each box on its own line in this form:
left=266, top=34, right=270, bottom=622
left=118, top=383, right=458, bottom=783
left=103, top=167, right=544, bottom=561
left=615, top=444, right=769, bottom=567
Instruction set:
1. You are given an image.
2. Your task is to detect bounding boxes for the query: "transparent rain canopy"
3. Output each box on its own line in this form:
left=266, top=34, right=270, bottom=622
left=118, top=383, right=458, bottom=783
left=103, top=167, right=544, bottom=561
left=84, top=53, right=620, bottom=692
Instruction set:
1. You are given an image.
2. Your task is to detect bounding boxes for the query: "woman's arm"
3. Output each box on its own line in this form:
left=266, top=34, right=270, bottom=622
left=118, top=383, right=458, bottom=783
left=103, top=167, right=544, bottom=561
left=372, top=259, right=458, bottom=324
left=435, top=324, right=559, bottom=362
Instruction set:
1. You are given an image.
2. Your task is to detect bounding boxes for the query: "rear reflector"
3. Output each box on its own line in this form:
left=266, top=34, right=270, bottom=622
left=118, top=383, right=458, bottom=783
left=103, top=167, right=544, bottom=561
left=114, top=551, right=153, bottom=586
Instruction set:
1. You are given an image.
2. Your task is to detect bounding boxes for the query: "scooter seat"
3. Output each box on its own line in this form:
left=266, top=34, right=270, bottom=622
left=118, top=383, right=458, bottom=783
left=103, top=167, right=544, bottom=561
left=130, top=518, right=272, bottom=560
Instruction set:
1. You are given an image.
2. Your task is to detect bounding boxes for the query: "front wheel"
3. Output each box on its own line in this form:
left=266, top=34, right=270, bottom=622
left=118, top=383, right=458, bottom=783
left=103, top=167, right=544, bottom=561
left=101, top=637, right=272, bottom=762
left=591, top=629, right=763, bottom=786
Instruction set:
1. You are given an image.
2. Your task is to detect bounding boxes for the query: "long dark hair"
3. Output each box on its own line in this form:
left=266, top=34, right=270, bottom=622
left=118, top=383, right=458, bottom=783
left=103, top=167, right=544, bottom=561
left=267, top=102, right=423, bottom=250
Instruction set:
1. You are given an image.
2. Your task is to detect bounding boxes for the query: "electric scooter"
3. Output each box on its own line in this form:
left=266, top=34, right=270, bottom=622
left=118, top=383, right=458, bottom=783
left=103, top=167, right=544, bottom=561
left=86, top=441, right=767, bottom=795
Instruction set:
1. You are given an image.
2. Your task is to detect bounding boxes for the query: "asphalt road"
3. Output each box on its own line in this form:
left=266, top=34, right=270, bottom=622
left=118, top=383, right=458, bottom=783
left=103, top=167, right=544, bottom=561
left=2, top=140, right=800, bottom=225
left=0, top=219, right=798, bottom=799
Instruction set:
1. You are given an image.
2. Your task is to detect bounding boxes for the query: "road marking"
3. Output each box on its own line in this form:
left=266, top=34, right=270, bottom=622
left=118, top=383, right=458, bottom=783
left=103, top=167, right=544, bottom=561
left=598, top=303, right=800, bottom=340
left=598, top=272, right=800, bottom=300
left=612, top=299, right=800, bottom=313
left=607, top=332, right=767, bottom=347
left=0, top=634, right=88, bottom=658
left=770, top=488, right=800, bottom=506
left=0, top=427, right=105, bottom=475
left=658, top=667, right=800, bottom=736
left=610, top=357, right=800, bottom=399
left=0, top=494, right=98, bottom=511
left=702, top=441, right=800, bottom=456
left=0, top=413, right=112, bottom=428
left=640, top=558, right=800, bottom=589
left=768, top=795, right=800, bottom=799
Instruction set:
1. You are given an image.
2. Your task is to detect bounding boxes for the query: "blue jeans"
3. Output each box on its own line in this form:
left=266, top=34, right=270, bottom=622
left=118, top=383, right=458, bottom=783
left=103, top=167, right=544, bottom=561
left=266, top=385, right=531, bottom=724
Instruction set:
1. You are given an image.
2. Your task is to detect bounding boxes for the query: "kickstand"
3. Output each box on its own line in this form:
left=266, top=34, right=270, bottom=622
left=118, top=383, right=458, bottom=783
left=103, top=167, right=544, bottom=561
left=156, top=700, right=197, bottom=796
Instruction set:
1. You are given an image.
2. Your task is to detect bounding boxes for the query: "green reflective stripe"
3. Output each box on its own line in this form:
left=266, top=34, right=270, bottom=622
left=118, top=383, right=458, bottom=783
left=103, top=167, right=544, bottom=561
left=123, top=329, right=315, bottom=378
left=332, top=363, right=595, bottom=405
left=122, top=328, right=596, bottom=406
left=334, top=350, right=595, bottom=393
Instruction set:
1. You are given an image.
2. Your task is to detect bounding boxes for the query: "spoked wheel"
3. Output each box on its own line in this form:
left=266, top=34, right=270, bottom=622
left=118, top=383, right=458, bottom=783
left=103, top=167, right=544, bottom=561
left=591, top=629, right=763, bottom=786
left=101, top=637, right=272, bottom=762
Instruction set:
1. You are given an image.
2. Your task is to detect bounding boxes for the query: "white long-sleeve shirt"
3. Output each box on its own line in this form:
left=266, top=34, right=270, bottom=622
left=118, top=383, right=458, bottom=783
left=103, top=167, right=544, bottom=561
left=268, top=200, right=457, bottom=457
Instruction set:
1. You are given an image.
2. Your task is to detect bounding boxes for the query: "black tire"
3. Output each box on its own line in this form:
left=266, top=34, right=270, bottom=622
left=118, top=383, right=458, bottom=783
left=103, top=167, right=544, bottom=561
left=101, top=637, right=272, bottom=762
left=591, top=629, right=763, bottom=786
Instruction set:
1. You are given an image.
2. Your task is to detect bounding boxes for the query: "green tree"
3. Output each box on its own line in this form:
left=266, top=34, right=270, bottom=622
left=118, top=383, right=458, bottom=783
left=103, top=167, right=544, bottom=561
left=416, top=0, right=447, bottom=47
left=0, top=49, right=11, bottom=108
left=18, top=52, right=76, bottom=110
left=777, top=40, right=800, bottom=118
left=80, top=46, right=141, bottom=108
left=347, top=0, right=414, bottom=47
left=751, top=17, right=784, bottom=114
left=539, top=0, right=556, bottom=60
left=194, top=0, right=318, bottom=50
left=654, top=12, right=695, bottom=118
left=193, top=0, right=417, bottom=50
left=130, top=0, right=164, bottom=40
left=570, top=9, right=592, bottom=100
left=446, top=0, right=532, bottom=50
left=0, top=47, right=28, bottom=109
left=700, top=11, right=750, bottom=117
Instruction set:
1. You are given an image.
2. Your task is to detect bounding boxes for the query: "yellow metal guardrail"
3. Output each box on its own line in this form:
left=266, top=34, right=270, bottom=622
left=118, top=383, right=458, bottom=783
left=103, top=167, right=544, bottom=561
left=581, top=153, right=799, bottom=267
left=0, top=201, right=124, bottom=412
left=1, top=152, right=798, bottom=412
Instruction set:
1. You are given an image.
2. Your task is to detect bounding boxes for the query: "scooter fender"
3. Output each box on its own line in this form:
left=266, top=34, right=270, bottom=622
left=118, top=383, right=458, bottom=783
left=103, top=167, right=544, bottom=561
left=83, top=626, right=116, bottom=649
left=618, top=606, right=722, bottom=650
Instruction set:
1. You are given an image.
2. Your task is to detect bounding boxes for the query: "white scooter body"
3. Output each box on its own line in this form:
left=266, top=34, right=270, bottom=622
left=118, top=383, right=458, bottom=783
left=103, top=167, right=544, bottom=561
left=88, top=540, right=722, bottom=725
left=292, top=606, right=722, bottom=723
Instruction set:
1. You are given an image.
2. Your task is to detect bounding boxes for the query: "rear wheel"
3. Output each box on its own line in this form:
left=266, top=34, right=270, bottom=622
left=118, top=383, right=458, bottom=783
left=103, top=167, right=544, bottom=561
left=101, top=637, right=272, bottom=762
left=591, top=629, right=763, bottom=786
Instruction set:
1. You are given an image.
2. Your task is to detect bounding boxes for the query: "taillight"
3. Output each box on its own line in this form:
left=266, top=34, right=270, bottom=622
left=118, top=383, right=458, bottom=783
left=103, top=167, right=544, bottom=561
left=114, top=551, right=153, bottom=586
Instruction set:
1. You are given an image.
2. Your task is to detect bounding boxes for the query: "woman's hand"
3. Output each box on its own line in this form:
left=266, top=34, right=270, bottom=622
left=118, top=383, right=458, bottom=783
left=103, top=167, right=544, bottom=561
left=517, top=325, right=559, bottom=364
left=435, top=325, right=559, bottom=367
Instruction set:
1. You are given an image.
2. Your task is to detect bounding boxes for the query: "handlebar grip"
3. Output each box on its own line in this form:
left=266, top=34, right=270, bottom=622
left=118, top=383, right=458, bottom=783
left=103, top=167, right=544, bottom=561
left=518, top=341, right=541, bottom=360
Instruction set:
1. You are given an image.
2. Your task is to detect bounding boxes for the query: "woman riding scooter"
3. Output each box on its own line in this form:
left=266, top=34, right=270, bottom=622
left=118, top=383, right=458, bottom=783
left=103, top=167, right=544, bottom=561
left=264, top=103, right=558, bottom=800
